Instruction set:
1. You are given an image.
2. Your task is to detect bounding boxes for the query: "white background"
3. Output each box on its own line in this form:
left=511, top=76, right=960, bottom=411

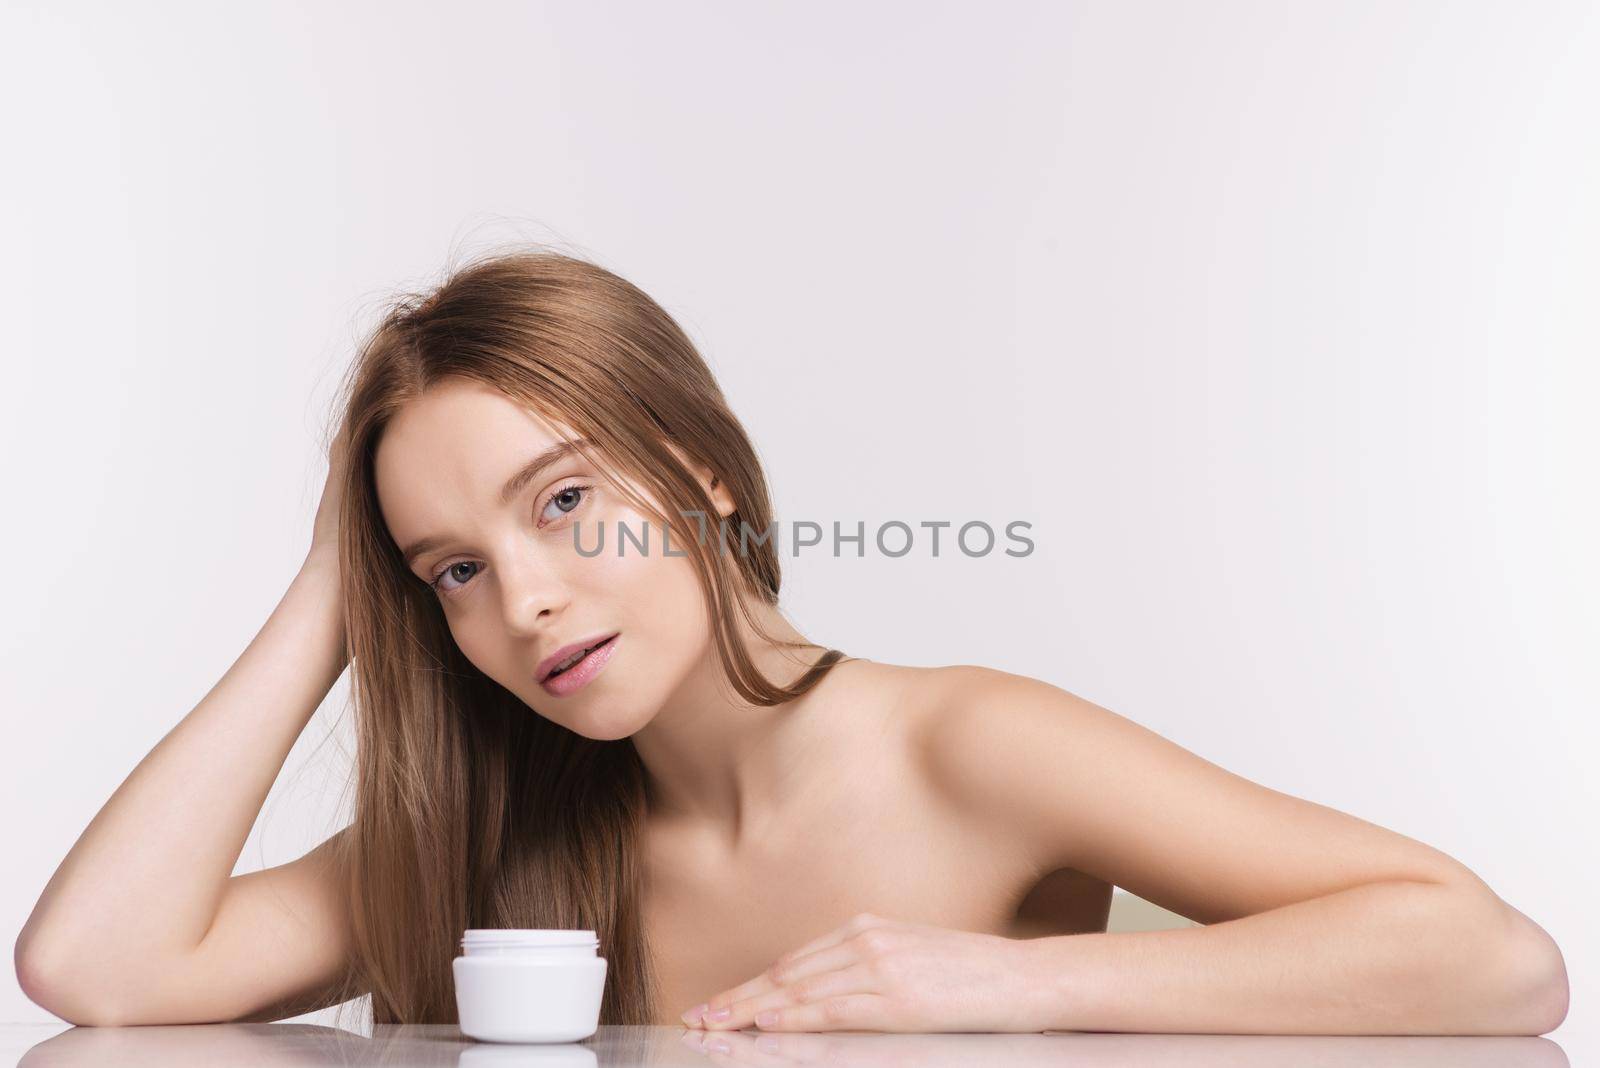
left=2, top=0, right=1594, bottom=1055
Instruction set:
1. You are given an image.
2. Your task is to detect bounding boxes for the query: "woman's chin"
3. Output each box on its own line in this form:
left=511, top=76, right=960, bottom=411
left=563, top=704, right=647, bottom=742
left=580, top=719, right=643, bottom=742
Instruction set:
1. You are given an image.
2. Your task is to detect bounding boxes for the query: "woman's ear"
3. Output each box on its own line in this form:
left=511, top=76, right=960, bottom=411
left=667, top=443, right=737, bottom=519
left=700, top=469, right=737, bottom=519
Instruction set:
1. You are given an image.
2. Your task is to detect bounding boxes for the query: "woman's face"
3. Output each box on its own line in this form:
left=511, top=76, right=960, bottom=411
left=373, top=378, right=730, bottom=738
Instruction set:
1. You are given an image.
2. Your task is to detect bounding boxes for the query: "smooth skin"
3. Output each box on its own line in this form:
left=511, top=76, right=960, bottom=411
left=15, top=382, right=1567, bottom=1032
left=681, top=669, right=1571, bottom=1033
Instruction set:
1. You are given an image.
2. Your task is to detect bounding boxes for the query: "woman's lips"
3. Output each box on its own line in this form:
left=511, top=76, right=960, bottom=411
left=539, top=634, right=618, bottom=697
left=536, top=631, right=620, bottom=681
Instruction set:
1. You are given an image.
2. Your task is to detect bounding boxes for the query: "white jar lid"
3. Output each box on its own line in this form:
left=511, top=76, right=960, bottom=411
left=460, top=928, right=598, bottom=946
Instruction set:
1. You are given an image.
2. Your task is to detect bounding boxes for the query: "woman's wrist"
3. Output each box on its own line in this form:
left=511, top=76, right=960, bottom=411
left=300, top=543, right=340, bottom=579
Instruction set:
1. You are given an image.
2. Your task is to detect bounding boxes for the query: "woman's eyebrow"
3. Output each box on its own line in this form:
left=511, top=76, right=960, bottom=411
left=495, top=437, right=595, bottom=507
left=400, top=437, right=594, bottom=568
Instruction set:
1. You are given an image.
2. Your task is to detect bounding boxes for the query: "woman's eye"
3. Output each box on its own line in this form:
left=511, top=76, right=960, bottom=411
left=539, top=482, right=594, bottom=526
left=430, top=561, right=479, bottom=594
left=427, top=483, right=595, bottom=597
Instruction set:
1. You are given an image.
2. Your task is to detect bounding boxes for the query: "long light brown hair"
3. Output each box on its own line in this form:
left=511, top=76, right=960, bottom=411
left=317, top=247, right=851, bottom=1027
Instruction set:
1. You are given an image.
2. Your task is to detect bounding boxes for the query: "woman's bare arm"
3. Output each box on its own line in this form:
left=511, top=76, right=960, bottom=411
left=14, top=436, right=362, bottom=1025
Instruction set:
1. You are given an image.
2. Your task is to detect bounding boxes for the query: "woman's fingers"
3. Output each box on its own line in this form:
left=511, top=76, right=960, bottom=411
left=749, top=992, right=890, bottom=1033
left=687, top=913, right=896, bottom=1027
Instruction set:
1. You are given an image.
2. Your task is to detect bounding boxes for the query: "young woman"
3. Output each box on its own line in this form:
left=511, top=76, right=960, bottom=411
left=16, top=250, right=1568, bottom=1037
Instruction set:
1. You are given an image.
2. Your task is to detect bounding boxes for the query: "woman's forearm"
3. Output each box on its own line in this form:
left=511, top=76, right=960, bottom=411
left=16, top=553, right=348, bottom=985
left=1021, top=879, right=1567, bottom=1036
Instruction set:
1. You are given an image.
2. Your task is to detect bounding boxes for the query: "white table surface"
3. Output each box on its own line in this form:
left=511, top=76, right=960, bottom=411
left=0, top=1022, right=1570, bottom=1066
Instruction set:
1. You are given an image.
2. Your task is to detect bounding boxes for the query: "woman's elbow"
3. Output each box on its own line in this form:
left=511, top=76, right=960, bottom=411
left=15, top=942, right=132, bottom=1028
left=1500, top=906, right=1568, bottom=1035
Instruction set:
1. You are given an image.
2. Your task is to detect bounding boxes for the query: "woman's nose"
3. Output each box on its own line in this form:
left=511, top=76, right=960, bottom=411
left=495, top=550, right=568, bottom=636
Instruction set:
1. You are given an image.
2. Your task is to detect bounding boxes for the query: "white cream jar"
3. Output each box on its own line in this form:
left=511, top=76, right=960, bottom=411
left=453, top=928, right=608, bottom=1043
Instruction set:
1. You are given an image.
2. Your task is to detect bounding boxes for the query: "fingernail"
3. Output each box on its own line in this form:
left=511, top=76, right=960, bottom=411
left=681, top=1002, right=707, bottom=1025
left=755, top=1008, right=779, bottom=1027
left=709, top=1037, right=732, bottom=1053
left=706, top=1004, right=732, bottom=1021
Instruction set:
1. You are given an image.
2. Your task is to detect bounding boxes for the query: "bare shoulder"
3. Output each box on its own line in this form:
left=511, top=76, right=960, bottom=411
left=898, top=663, right=1072, bottom=808
left=820, top=656, right=958, bottom=740
left=821, top=659, right=1032, bottom=782
left=809, top=656, right=966, bottom=768
left=904, top=664, right=1149, bottom=838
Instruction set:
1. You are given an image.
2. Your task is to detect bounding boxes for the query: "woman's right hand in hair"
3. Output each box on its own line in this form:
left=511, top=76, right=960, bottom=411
left=308, top=423, right=352, bottom=567
left=13, top=431, right=361, bottom=1026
